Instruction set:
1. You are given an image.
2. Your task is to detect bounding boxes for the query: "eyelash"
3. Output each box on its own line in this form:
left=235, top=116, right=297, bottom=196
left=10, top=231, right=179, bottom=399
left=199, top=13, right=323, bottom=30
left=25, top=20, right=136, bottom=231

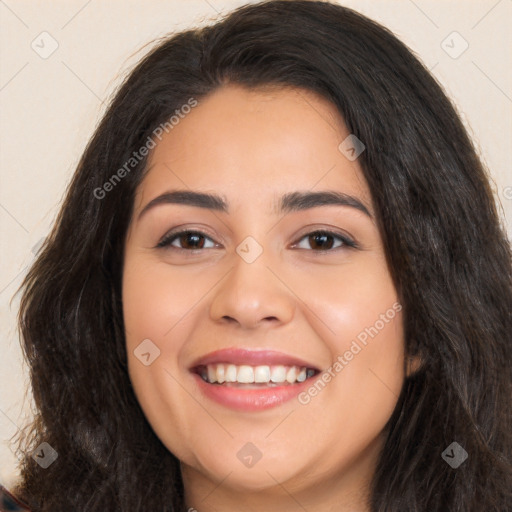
left=156, top=229, right=358, bottom=252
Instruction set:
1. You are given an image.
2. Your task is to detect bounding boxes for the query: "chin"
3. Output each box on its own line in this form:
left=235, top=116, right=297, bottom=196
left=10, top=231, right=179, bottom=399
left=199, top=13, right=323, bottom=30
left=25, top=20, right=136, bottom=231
left=186, top=447, right=308, bottom=492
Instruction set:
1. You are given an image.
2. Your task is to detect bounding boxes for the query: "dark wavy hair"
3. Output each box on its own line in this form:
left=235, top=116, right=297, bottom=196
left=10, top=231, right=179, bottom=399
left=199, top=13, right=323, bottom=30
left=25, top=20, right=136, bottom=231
left=12, top=1, right=512, bottom=510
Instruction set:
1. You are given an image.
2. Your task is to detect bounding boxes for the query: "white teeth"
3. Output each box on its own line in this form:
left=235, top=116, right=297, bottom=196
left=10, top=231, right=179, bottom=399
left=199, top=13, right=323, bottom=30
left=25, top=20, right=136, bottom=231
left=254, top=365, right=271, bottom=383
left=217, top=364, right=226, bottom=383
left=270, top=365, right=287, bottom=383
left=286, top=366, right=297, bottom=383
left=200, top=363, right=315, bottom=385
left=237, top=365, right=254, bottom=383
left=226, top=364, right=237, bottom=383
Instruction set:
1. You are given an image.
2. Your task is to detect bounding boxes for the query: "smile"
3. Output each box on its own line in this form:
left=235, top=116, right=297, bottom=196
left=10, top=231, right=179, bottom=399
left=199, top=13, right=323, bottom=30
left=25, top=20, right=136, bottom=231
left=197, top=363, right=317, bottom=385
left=190, top=348, right=321, bottom=411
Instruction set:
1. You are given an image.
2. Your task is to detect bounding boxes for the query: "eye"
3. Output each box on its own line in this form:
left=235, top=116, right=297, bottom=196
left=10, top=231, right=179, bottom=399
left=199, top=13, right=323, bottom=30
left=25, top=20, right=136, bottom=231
left=292, top=230, right=357, bottom=251
left=156, top=229, right=357, bottom=252
left=157, top=230, right=217, bottom=250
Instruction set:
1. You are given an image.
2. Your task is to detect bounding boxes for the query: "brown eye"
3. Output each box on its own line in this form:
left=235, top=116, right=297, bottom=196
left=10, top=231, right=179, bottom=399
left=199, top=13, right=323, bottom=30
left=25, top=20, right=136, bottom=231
left=157, top=231, right=216, bottom=250
left=308, top=233, right=335, bottom=250
left=293, top=230, right=357, bottom=251
left=178, top=232, right=206, bottom=249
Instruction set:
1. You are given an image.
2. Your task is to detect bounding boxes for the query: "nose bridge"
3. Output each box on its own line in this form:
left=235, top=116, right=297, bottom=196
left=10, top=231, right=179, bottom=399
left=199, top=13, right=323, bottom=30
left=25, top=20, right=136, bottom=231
left=209, top=240, right=295, bottom=328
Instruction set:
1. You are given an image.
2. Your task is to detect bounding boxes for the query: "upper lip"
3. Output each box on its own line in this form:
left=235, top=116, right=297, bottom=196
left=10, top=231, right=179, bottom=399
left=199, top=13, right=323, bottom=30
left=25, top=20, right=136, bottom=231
left=189, top=348, right=320, bottom=371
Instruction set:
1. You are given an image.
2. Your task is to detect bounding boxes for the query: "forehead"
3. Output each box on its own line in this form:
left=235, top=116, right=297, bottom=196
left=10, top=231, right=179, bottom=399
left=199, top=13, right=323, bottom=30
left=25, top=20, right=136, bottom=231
left=134, top=84, right=371, bottom=214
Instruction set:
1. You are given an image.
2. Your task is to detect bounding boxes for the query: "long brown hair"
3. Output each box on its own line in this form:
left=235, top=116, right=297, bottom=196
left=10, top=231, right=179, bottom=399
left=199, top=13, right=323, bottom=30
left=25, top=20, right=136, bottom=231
left=13, top=1, right=512, bottom=510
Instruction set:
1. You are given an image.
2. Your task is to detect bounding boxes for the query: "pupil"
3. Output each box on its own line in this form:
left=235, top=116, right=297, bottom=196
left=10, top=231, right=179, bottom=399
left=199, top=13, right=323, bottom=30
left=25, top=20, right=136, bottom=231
left=310, top=233, right=333, bottom=250
left=183, top=233, right=204, bottom=249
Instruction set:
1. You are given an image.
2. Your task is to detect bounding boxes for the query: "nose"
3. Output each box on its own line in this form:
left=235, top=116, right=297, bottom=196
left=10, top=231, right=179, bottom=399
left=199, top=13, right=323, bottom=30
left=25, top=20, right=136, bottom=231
left=209, top=251, right=296, bottom=330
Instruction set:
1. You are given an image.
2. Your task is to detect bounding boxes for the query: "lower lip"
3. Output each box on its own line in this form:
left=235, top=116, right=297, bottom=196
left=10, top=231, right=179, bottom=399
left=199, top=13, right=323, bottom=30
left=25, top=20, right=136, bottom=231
left=192, top=373, right=313, bottom=411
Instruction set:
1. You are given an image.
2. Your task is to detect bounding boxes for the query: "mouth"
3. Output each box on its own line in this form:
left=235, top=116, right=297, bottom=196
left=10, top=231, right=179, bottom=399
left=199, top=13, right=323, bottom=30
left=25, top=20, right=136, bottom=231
left=189, top=348, right=321, bottom=411
left=193, top=363, right=318, bottom=387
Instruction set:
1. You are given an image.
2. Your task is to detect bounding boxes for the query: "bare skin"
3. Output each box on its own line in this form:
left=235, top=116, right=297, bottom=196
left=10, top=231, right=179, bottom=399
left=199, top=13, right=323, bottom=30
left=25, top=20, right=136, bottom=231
left=122, top=84, right=406, bottom=511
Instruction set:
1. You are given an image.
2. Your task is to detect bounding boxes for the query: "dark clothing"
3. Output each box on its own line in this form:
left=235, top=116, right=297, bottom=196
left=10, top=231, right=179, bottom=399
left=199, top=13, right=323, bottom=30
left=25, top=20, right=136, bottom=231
left=0, top=485, right=31, bottom=512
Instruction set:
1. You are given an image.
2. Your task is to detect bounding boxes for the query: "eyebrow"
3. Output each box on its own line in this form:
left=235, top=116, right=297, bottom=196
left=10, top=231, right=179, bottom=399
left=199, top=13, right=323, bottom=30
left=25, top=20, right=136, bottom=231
left=137, top=189, right=372, bottom=221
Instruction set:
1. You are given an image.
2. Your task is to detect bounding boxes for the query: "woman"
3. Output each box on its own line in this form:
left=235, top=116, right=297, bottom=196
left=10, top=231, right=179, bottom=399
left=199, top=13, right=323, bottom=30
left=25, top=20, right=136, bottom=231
left=8, top=0, right=511, bottom=510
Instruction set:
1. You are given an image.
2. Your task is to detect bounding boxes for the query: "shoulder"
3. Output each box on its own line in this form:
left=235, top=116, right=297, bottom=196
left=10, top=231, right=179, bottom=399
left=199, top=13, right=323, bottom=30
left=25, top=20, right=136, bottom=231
left=0, top=484, right=32, bottom=511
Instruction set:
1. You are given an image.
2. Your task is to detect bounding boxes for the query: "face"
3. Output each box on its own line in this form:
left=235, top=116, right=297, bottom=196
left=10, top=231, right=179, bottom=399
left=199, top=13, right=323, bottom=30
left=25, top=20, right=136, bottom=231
left=122, top=84, right=405, bottom=505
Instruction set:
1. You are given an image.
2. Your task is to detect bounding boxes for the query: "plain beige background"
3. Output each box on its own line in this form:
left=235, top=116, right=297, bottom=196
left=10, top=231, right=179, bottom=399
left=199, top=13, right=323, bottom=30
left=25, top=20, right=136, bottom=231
left=1, top=0, right=511, bottom=487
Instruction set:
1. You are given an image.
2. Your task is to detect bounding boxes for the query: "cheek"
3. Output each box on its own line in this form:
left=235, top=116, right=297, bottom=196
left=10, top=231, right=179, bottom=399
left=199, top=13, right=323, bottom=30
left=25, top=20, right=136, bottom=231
left=292, top=253, right=404, bottom=424
left=122, top=257, right=202, bottom=345
left=293, top=252, right=400, bottom=347
left=122, top=258, right=204, bottom=461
